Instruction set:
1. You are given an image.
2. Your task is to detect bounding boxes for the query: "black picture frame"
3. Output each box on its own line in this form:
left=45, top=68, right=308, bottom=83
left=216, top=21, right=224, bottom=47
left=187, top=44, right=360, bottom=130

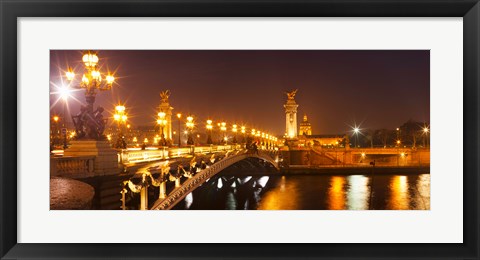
left=1, top=0, right=479, bottom=259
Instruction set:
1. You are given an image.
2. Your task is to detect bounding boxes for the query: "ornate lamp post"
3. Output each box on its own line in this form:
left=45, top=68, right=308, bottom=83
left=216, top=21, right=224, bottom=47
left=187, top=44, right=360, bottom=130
left=65, top=51, right=115, bottom=140
left=157, top=112, right=167, bottom=146
left=176, top=113, right=182, bottom=147
left=206, top=119, right=213, bottom=145
left=220, top=122, right=227, bottom=145
left=186, top=116, right=194, bottom=145
left=232, top=124, right=238, bottom=144
left=240, top=126, right=246, bottom=144
left=113, top=105, right=128, bottom=148
left=52, top=116, right=59, bottom=147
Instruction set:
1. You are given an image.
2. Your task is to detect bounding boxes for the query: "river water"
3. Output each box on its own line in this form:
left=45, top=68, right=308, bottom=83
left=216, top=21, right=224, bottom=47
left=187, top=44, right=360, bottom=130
left=172, top=173, right=430, bottom=210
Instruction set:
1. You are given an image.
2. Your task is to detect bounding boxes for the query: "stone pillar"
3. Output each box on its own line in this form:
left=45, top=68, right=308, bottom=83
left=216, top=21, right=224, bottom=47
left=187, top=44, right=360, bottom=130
left=120, top=188, right=127, bottom=210
left=159, top=182, right=166, bottom=199
left=158, top=102, right=173, bottom=141
left=175, top=178, right=181, bottom=188
left=140, top=186, right=148, bottom=210
left=64, top=140, right=120, bottom=176
left=284, top=96, right=299, bottom=139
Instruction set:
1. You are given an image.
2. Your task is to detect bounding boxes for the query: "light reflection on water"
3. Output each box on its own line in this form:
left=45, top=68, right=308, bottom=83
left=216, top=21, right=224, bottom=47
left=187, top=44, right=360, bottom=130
left=174, top=174, right=430, bottom=210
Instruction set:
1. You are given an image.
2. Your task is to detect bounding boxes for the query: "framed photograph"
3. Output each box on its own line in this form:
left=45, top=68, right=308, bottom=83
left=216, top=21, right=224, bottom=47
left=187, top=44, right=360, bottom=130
left=1, top=0, right=478, bottom=259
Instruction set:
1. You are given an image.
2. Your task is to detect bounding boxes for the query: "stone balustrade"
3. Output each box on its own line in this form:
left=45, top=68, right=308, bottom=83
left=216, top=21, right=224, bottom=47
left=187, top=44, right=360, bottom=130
left=50, top=156, right=95, bottom=178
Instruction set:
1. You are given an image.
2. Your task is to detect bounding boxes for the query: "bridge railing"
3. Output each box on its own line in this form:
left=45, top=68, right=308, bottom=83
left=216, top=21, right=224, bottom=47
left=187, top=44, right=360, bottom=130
left=120, top=145, right=244, bottom=164
left=50, top=156, right=95, bottom=178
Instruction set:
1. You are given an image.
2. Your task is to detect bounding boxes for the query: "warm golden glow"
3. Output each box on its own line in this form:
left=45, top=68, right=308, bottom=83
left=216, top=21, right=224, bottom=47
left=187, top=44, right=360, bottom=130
left=186, top=116, right=194, bottom=129
left=53, top=116, right=59, bottom=122
left=81, top=74, right=89, bottom=84
left=133, top=137, right=137, bottom=142
left=158, top=112, right=166, bottom=118
left=328, top=176, right=346, bottom=210
left=113, top=114, right=120, bottom=121
left=423, top=127, right=429, bottom=133
left=177, top=113, right=182, bottom=119
left=82, top=53, right=99, bottom=67
left=105, top=74, right=114, bottom=84
left=115, top=105, right=125, bottom=112
left=396, top=140, right=401, bottom=144
left=387, top=175, right=409, bottom=210
left=144, top=138, right=148, bottom=143
left=206, top=120, right=213, bottom=130
left=65, top=69, right=75, bottom=81
left=257, top=176, right=298, bottom=210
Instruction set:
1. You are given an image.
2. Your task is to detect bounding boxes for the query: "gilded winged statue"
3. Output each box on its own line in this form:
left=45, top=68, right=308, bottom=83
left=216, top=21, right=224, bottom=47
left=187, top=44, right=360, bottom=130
left=160, top=90, right=170, bottom=103
left=285, top=89, right=298, bottom=100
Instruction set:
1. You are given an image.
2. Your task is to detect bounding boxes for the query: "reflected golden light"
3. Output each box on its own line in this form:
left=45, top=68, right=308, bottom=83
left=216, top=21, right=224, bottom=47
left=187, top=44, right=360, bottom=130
left=327, top=176, right=346, bottom=210
left=258, top=176, right=298, bottom=210
left=53, top=116, right=59, bottom=122
left=388, top=175, right=409, bottom=210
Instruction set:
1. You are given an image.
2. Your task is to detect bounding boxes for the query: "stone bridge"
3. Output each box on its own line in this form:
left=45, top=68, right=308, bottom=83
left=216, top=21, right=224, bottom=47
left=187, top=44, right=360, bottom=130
left=150, top=150, right=279, bottom=210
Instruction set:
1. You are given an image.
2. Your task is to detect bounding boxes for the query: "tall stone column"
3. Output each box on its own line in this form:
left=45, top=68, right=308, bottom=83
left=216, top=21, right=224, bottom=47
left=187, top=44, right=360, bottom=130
left=159, top=90, right=174, bottom=142
left=284, top=89, right=299, bottom=139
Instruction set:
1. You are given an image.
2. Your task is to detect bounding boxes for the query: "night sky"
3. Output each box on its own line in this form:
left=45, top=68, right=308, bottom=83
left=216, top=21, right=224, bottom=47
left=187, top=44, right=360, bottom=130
left=50, top=50, right=429, bottom=135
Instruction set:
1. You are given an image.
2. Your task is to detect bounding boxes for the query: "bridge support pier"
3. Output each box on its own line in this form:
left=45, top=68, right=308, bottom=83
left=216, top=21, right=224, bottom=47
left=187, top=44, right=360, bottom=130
left=140, top=186, right=148, bottom=210
left=175, top=178, right=181, bottom=188
left=159, top=182, right=166, bottom=199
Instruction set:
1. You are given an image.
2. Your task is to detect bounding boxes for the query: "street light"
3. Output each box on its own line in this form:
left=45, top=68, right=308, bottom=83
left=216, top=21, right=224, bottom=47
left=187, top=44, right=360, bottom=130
left=353, top=127, right=360, bottom=148
left=220, top=122, right=227, bottom=144
left=186, top=116, right=194, bottom=145
left=423, top=126, right=429, bottom=148
left=176, top=113, right=182, bottom=147
left=113, top=105, right=128, bottom=149
left=232, top=124, right=238, bottom=144
left=206, top=119, right=213, bottom=144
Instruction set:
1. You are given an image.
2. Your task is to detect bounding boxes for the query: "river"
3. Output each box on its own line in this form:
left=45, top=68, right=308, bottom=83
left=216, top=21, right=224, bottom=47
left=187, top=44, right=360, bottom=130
left=172, top=173, right=430, bottom=210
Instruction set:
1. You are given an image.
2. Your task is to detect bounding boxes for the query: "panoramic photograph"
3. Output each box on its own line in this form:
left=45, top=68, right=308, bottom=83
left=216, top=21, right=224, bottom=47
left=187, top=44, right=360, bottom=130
left=49, top=50, right=430, bottom=210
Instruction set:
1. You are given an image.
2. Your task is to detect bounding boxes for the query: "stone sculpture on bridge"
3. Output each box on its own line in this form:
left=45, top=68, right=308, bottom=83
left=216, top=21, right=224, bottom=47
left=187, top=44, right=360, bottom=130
left=71, top=105, right=107, bottom=140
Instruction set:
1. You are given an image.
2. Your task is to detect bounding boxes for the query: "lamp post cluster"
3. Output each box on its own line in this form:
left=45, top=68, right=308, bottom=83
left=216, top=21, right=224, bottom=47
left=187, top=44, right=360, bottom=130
left=62, top=51, right=115, bottom=142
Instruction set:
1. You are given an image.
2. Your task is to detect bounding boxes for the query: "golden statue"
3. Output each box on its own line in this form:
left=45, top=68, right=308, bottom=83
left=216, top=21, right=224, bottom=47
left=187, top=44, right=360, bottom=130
left=160, top=90, right=170, bottom=103
left=285, top=89, right=298, bottom=100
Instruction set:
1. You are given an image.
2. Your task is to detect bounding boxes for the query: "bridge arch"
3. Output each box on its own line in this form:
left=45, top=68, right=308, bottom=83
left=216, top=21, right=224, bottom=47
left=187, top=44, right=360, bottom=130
left=150, top=151, right=279, bottom=210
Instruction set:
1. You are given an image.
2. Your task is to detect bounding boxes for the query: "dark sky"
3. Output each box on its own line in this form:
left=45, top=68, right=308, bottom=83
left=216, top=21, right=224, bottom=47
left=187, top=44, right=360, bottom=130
left=50, top=50, right=429, bottom=135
